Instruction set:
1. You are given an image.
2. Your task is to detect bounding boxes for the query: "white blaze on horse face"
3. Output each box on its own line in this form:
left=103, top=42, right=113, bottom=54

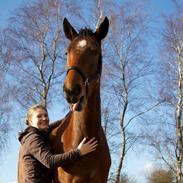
left=77, top=39, right=87, bottom=49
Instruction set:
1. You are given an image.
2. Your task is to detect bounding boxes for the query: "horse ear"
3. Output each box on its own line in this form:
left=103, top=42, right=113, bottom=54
left=94, top=17, right=109, bottom=41
left=63, top=18, right=78, bottom=41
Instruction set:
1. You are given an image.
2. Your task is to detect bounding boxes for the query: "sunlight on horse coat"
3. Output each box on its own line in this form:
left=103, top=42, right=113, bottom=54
left=49, top=17, right=111, bottom=183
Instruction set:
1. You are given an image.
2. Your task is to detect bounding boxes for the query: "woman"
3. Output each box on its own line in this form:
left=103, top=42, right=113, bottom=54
left=18, top=104, right=98, bottom=183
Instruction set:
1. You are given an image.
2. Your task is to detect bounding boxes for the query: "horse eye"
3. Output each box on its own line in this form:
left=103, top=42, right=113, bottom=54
left=65, top=52, right=67, bottom=55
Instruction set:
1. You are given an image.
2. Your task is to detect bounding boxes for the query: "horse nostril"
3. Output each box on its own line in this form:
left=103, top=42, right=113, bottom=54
left=63, top=84, right=81, bottom=102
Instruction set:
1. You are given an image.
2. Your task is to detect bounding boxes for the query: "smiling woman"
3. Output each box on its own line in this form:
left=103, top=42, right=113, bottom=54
left=25, top=105, right=49, bottom=130
left=17, top=104, right=98, bottom=183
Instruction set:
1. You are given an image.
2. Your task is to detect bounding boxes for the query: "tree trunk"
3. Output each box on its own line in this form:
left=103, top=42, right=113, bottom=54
left=115, top=96, right=128, bottom=183
left=176, top=46, right=183, bottom=183
left=115, top=126, right=126, bottom=183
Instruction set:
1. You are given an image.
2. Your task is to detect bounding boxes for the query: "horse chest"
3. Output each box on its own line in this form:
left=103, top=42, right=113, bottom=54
left=59, top=155, right=100, bottom=181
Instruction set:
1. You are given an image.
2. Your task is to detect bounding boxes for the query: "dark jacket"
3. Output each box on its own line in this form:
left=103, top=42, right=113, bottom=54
left=18, top=123, right=80, bottom=183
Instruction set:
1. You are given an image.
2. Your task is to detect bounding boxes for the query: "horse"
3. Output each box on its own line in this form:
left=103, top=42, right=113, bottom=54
left=49, top=17, right=111, bottom=183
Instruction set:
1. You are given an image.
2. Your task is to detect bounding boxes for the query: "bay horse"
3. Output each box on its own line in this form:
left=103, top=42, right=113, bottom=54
left=49, top=17, right=111, bottom=183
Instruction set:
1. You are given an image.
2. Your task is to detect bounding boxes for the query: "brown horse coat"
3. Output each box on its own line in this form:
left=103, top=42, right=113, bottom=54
left=49, top=17, right=111, bottom=183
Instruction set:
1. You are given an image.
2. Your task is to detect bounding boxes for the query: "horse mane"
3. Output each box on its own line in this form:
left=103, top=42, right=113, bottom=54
left=78, top=28, right=94, bottom=36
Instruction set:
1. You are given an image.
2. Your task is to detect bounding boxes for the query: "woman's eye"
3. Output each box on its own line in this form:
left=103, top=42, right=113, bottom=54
left=44, top=114, right=48, bottom=118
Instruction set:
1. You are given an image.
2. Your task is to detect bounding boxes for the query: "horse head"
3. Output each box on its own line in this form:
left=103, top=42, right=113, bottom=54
left=63, top=17, right=109, bottom=111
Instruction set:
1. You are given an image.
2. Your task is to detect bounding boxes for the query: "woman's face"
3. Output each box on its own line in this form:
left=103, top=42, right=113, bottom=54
left=29, top=108, right=49, bottom=130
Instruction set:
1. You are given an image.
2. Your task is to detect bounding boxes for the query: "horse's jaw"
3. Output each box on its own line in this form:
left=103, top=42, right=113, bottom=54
left=69, top=96, right=85, bottom=112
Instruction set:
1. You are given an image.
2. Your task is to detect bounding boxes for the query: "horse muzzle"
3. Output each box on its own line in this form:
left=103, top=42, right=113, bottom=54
left=63, top=83, right=85, bottom=111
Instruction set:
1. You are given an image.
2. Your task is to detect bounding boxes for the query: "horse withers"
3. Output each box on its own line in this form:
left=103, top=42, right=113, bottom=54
left=49, top=17, right=111, bottom=183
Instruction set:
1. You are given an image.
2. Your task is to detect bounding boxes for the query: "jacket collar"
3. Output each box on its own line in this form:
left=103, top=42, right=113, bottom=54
left=18, top=126, right=49, bottom=144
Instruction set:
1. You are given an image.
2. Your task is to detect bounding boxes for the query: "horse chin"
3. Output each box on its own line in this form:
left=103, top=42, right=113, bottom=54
left=69, top=96, right=85, bottom=112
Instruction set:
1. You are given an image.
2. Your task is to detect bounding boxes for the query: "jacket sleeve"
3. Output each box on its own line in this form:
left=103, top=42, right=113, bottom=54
left=25, top=133, right=81, bottom=169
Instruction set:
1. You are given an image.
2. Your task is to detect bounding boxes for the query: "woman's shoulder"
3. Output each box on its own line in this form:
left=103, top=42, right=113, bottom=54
left=18, top=126, right=42, bottom=144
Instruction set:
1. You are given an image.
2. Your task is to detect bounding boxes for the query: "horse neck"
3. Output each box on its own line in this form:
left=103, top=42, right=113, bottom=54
left=73, top=84, right=101, bottom=138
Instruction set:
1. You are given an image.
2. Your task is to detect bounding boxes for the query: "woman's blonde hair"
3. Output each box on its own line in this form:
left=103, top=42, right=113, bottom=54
left=26, top=104, right=48, bottom=125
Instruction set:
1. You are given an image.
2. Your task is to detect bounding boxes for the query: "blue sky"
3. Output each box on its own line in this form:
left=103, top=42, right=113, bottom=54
left=0, top=0, right=25, bottom=26
left=0, top=0, right=176, bottom=183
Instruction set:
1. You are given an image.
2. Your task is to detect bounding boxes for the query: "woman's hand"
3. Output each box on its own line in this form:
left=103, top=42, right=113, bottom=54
left=77, top=137, right=98, bottom=156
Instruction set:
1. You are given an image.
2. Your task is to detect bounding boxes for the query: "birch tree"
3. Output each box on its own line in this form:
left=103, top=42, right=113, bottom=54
left=5, top=0, right=66, bottom=109
left=102, top=1, right=154, bottom=182
left=0, top=28, right=12, bottom=155
left=160, top=11, right=183, bottom=183
left=145, top=1, right=183, bottom=182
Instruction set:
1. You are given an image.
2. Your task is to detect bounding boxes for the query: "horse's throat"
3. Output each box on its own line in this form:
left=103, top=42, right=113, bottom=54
left=85, top=88, right=101, bottom=119
left=73, top=89, right=101, bottom=137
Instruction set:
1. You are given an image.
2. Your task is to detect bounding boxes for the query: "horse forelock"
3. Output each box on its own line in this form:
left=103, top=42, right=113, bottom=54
left=67, top=27, right=102, bottom=74
left=68, top=36, right=100, bottom=54
left=78, top=28, right=94, bottom=36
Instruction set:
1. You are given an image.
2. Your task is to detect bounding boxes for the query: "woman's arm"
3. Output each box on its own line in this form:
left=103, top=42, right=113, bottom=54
left=25, top=133, right=97, bottom=169
left=25, top=133, right=80, bottom=168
